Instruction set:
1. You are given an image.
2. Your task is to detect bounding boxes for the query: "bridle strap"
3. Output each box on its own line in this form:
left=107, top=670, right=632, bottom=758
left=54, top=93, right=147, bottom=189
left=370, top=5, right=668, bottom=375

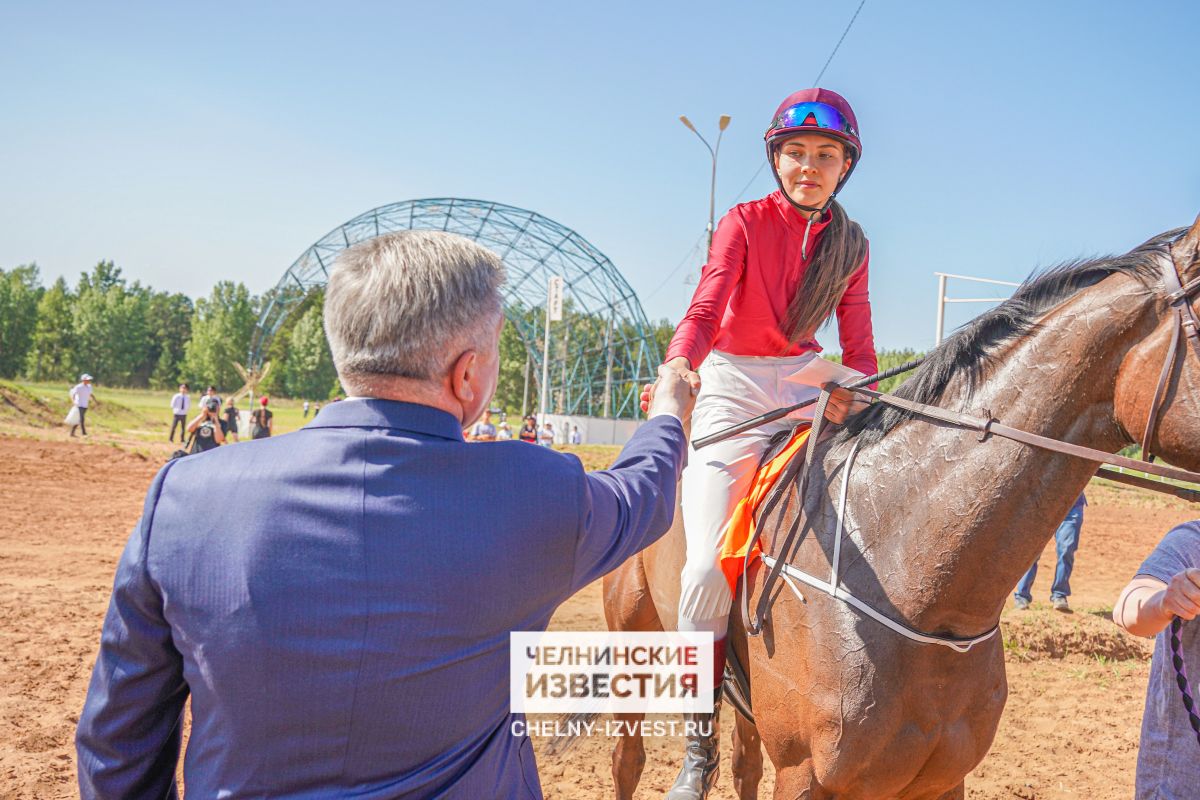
left=1143, top=250, right=1200, bottom=462
left=1142, top=310, right=1182, bottom=463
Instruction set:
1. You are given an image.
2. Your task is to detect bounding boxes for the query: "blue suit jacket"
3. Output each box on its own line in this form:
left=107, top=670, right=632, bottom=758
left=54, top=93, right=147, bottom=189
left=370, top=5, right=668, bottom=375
left=76, top=399, right=686, bottom=799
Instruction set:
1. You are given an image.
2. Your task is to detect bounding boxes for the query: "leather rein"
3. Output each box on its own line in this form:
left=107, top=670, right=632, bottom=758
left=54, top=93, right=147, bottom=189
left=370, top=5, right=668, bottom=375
left=712, top=238, right=1200, bottom=644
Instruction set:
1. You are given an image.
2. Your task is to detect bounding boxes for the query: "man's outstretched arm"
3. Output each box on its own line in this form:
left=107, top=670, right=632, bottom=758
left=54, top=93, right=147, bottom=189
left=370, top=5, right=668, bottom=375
left=570, top=367, right=695, bottom=592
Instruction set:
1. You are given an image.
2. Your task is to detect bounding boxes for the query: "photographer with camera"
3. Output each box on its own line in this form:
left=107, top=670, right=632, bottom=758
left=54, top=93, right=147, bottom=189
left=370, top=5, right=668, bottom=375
left=186, top=395, right=227, bottom=454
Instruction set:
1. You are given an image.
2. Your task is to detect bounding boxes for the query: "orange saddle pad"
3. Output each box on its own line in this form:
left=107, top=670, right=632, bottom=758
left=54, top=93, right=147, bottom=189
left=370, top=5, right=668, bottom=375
left=718, top=425, right=812, bottom=594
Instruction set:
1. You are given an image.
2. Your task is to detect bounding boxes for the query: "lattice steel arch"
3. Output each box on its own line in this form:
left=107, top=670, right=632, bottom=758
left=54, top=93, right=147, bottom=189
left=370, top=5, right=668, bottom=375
left=250, top=198, right=661, bottom=419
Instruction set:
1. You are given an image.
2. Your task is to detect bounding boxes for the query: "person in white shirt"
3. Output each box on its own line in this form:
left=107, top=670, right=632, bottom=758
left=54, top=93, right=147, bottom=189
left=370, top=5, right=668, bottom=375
left=496, top=421, right=513, bottom=440
left=70, top=374, right=95, bottom=438
left=467, top=409, right=497, bottom=442
left=569, top=425, right=582, bottom=445
left=538, top=422, right=555, bottom=448
left=169, top=383, right=191, bottom=443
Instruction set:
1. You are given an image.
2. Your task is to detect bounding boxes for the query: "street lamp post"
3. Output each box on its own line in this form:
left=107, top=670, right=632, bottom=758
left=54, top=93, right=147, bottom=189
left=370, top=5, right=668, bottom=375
left=679, top=114, right=731, bottom=255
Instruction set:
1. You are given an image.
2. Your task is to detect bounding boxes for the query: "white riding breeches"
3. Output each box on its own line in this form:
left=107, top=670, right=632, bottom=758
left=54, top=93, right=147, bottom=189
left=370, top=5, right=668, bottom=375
left=678, top=350, right=821, bottom=634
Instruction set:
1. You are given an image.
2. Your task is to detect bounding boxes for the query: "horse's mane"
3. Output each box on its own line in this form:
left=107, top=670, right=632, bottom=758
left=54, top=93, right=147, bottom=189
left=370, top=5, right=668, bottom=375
left=840, top=227, right=1185, bottom=447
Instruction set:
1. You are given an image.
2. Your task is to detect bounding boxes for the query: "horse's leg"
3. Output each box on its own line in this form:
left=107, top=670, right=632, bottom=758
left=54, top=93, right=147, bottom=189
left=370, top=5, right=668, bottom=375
left=603, top=554, right=664, bottom=800
left=771, top=761, right=826, bottom=799
left=608, top=711, right=646, bottom=800
left=929, top=784, right=965, bottom=800
left=731, top=708, right=763, bottom=799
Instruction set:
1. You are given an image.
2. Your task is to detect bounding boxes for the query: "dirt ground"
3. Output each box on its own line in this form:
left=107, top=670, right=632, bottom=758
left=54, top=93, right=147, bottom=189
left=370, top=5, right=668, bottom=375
left=0, top=430, right=1195, bottom=798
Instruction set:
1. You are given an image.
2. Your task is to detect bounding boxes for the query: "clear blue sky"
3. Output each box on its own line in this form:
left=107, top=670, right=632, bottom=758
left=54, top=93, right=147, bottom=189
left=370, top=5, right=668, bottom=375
left=2, top=1, right=1197, bottom=353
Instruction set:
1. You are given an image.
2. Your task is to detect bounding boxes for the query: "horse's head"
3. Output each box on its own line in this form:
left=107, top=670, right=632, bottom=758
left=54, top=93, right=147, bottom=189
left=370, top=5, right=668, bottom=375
left=1113, top=213, right=1200, bottom=470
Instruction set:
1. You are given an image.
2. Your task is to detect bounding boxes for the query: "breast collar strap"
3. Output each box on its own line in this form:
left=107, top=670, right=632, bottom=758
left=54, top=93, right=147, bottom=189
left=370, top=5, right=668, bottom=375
left=757, top=439, right=1000, bottom=653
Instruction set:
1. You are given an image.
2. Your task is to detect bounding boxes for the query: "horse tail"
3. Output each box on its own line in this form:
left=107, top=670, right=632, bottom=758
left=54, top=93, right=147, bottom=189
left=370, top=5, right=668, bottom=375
left=542, top=710, right=603, bottom=756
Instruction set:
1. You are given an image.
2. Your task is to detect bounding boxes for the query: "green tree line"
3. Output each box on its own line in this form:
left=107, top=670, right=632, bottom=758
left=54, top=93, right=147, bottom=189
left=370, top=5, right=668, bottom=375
left=1, top=260, right=339, bottom=400
left=0, top=260, right=922, bottom=406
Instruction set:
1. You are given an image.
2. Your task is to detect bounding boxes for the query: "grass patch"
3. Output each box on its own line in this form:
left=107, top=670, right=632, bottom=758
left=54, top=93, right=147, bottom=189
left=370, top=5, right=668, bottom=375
left=1001, top=607, right=1150, bottom=662
left=7, top=380, right=165, bottom=437
left=6, top=380, right=324, bottom=440
left=0, top=381, right=63, bottom=427
left=557, top=444, right=622, bottom=471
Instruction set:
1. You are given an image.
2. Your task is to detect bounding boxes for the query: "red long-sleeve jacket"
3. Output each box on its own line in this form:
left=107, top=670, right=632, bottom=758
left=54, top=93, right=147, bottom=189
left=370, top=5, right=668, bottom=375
left=666, top=191, right=878, bottom=378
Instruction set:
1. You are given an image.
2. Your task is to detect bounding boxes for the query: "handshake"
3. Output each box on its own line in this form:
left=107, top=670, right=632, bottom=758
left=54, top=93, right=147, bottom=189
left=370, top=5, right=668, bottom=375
left=640, top=363, right=701, bottom=421
left=639, top=356, right=867, bottom=426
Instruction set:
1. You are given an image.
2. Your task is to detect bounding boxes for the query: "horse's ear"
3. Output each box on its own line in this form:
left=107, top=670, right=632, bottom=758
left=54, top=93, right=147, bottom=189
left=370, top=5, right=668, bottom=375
left=1171, top=211, right=1200, bottom=272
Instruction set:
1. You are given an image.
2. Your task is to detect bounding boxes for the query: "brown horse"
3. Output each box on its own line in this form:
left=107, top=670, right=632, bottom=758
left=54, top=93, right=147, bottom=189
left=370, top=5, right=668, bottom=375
left=601, top=216, right=1200, bottom=799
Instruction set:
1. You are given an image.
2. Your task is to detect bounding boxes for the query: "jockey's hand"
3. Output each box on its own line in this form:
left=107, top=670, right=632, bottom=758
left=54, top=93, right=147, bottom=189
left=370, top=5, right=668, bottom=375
left=639, top=383, right=654, bottom=415
left=648, top=364, right=699, bottom=422
left=641, top=357, right=700, bottom=415
left=823, top=386, right=870, bottom=424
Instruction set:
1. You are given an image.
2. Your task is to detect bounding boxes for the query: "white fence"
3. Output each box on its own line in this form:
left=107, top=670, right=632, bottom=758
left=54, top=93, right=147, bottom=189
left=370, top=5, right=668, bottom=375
left=933, top=272, right=1020, bottom=344
left=539, top=414, right=643, bottom=446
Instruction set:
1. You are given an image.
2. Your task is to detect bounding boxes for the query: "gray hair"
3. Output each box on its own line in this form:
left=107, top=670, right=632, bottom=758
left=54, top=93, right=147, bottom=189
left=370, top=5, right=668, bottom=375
left=324, top=230, right=506, bottom=381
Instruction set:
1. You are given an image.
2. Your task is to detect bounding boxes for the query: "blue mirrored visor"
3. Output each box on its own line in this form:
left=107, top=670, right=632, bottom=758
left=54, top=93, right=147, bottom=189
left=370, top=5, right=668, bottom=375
left=767, top=101, right=856, bottom=139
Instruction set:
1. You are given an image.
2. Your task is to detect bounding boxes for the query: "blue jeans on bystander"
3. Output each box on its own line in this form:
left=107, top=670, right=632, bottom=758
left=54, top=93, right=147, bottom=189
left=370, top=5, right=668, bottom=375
left=1015, top=505, right=1083, bottom=601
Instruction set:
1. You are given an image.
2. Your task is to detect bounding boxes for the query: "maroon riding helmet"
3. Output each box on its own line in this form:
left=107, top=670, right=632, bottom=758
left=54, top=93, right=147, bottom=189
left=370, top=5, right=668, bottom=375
left=764, top=88, right=862, bottom=213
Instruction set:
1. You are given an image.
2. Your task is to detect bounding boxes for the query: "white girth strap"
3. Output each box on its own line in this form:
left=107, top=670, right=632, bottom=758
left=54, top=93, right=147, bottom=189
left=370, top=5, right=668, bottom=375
left=760, top=440, right=999, bottom=653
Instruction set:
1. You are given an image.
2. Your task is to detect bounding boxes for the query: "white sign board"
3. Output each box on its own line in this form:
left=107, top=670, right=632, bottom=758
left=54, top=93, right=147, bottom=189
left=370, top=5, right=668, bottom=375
left=510, top=631, right=713, bottom=714
left=547, top=275, right=564, bottom=322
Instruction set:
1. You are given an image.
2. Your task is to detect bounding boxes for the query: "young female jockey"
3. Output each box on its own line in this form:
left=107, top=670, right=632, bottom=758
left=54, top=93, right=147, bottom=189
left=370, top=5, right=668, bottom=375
left=656, top=88, right=878, bottom=799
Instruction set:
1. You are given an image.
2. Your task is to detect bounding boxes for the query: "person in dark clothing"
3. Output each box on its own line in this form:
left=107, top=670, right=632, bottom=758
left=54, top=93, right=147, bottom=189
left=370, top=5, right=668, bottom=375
left=187, top=395, right=226, bottom=454
left=250, top=396, right=273, bottom=439
left=223, top=398, right=240, bottom=443
left=518, top=414, right=538, bottom=444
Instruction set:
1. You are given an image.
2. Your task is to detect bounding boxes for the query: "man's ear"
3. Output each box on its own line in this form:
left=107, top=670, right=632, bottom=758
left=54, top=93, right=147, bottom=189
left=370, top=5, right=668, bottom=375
left=448, top=349, right=479, bottom=406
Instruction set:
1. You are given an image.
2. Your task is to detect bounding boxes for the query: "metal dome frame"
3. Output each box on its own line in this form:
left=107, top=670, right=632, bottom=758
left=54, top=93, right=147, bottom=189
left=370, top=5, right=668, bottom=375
left=250, top=198, right=661, bottom=419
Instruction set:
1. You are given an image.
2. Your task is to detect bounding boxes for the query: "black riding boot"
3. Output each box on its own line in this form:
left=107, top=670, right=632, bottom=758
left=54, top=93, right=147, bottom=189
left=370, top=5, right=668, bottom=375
left=665, top=689, right=721, bottom=800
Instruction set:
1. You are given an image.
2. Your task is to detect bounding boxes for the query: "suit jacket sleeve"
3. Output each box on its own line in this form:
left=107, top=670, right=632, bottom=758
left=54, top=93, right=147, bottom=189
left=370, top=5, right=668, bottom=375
left=76, top=467, right=189, bottom=800
left=569, top=416, right=687, bottom=593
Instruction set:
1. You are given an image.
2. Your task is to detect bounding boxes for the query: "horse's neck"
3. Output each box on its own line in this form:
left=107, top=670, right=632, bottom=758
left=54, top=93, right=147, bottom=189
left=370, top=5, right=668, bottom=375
left=856, top=279, right=1145, bottom=634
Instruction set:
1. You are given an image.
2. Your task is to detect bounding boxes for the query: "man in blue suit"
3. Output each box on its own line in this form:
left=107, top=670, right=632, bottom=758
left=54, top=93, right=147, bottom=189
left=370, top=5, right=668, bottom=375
left=76, top=230, right=695, bottom=799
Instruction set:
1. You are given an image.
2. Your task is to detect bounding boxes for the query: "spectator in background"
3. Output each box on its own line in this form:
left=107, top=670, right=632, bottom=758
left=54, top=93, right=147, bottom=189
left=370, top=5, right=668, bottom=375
left=1112, top=520, right=1200, bottom=799
left=186, top=395, right=225, bottom=453
left=250, top=396, right=273, bottom=439
left=313, top=402, right=322, bottom=418
left=169, top=383, right=190, bottom=443
left=570, top=425, right=582, bottom=445
left=303, top=400, right=310, bottom=419
left=538, top=422, right=555, bottom=448
left=468, top=409, right=497, bottom=441
left=496, top=421, right=513, bottom=440
left=518, top=415, right=538, bottom=444
left=223, top=397, right=240, bottom=443
left=70, top=374, right=95, bottom=438
left=1014, top=493, right=1086, bottom=612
